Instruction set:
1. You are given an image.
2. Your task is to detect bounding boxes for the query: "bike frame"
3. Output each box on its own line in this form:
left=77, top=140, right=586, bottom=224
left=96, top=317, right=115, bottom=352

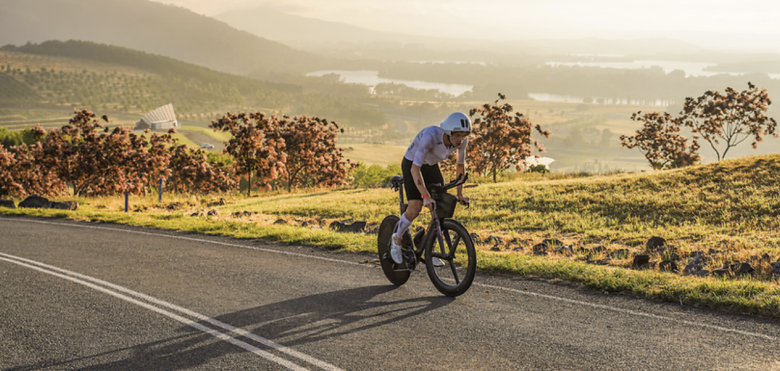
left=389, top=173, right=469, bottom=265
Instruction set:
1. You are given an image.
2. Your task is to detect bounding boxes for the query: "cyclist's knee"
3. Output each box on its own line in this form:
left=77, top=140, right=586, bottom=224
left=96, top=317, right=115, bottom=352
left=405, top=201, right=423, bottom=220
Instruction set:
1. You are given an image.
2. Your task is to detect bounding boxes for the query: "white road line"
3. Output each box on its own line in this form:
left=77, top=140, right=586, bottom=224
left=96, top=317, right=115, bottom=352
left=3, top=217, right=779, bottom=343
left=0, top=252, right=344, bottom=371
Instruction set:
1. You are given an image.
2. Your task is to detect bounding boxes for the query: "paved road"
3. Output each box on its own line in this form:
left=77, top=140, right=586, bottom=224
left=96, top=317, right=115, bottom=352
left=1, top=216, right=779, bottom=370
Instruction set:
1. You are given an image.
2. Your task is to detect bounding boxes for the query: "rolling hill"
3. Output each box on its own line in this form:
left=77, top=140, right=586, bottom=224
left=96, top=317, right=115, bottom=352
left=0, top=0, right=324, bottom=76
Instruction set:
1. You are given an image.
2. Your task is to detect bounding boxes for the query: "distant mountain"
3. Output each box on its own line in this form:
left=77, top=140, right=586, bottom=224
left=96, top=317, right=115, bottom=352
left=215, top=6, right=706, bottom=63
left=0, top=0, right=324, bottom=76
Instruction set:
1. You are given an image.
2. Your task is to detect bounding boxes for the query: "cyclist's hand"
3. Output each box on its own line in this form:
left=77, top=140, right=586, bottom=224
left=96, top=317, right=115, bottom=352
left=423, top=197, right=436, bottom=210
left=458, top=195, right=470, bottom=207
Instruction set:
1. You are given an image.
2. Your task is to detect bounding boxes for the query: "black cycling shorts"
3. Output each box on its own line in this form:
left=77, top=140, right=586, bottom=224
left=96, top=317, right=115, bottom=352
left=401, top=157, right=444, bottom=201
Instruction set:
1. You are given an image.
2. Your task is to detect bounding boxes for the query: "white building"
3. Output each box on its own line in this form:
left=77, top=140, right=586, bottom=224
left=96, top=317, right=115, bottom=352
left=520, top=156, right=555, bottom=171
left=134, top=104, right=179, bottom=131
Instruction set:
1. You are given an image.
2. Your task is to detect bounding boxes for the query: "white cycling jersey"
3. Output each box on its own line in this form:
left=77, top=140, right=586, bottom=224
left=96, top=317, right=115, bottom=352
left=404, top=126, right=468, bottom=166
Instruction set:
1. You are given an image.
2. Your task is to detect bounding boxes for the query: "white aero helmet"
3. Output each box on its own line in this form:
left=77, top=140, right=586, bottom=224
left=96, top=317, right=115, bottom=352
left=439, top=112, right=471, bottom=136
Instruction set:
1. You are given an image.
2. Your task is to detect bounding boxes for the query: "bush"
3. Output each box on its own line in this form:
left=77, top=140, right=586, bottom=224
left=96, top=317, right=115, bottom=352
left=351, top=162, right=402, bottom=188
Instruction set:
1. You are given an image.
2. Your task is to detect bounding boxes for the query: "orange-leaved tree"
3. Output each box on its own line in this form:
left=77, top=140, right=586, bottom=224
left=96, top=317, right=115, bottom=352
left=620, top=111, right=700, bottom=170
left=210, top=112, right=287, bottom=196
left=166, top=144, right=237, bottom=194
left=278, top=115, right=355, bottom=191
left=678, top=82, right=778, bottom=161
left=462, top=94, right=551, bottom=182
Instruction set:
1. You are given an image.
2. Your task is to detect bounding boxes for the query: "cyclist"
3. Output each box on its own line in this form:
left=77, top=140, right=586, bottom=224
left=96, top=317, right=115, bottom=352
left=390, top=112, right=471, bottom=265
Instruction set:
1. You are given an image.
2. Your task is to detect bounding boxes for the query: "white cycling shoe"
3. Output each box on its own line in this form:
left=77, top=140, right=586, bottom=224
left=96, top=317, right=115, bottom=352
left=390, top=235, right=404, bottom=264
left=431, top=256, right=445, bottom=267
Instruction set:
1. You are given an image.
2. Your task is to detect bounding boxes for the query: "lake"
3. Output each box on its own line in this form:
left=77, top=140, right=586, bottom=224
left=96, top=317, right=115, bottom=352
left=308, top=62, right=779, bottom=106
left=306, top=70, right=473, bottom=97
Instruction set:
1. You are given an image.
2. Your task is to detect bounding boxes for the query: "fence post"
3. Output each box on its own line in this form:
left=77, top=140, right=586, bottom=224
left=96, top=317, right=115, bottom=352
left=125, top=192, right=129, bottom=212
left=158, top=178, right=163, bottom=202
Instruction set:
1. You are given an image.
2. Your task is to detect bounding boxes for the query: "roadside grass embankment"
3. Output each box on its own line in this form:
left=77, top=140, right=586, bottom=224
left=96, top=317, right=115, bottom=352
left=3, top=154, right=780, bottom=317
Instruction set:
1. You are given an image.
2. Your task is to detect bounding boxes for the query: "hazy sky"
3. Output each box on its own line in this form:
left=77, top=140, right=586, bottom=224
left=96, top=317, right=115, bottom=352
left=155, top=0, right=780, bottom=51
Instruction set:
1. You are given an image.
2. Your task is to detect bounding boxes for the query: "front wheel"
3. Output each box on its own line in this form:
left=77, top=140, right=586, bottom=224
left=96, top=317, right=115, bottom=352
left=424, top=219, right=476, bottom=297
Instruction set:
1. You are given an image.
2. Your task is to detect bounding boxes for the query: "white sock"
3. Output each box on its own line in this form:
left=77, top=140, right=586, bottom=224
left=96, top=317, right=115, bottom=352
left=395, top=214, right=412, bottom=239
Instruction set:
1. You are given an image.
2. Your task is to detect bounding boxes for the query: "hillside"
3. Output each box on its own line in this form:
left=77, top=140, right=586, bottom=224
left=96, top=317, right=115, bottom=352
left=215, top=6, right=706, bottom=64
left=0, top=0, right=323, bottom=76
left=0, top=40, right=394, bottom=135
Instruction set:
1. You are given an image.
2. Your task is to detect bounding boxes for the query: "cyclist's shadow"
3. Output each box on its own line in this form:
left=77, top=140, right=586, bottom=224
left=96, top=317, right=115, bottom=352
left=213, top=284, right=454, bottom=346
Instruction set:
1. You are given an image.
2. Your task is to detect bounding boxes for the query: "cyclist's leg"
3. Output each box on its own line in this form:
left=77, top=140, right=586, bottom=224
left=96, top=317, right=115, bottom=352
left=414, top=163, right=446, bottom=266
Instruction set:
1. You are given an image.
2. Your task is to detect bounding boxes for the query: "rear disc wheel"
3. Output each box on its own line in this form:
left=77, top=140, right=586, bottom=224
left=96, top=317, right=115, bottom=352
left=377, top=215, right=412, bottom=286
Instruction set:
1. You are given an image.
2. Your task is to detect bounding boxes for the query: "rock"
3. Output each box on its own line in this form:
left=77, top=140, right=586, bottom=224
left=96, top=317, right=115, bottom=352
left=553, top=245, right=574, bottom=255
left=632, top=254, right=651, bottom=268
left=485, top=235, right=504, bottom=245
left=755, top=253, right=772, bottom=263
left=639, top=262, right=656, bottom=270
left=0, top=199, right=15, bottom=208
left=532, top=243, right=549, bottom=254
left=646, top=236, right=666, bottom=251
left=19, top=195, right=50, bottom=208
left=491, top=245, right=503, bottom=252
left=533, top=251, right=548, bottom=256
left=243, top=211, right=252, bottom=217
left=708, top=248, right=724, bottom=255
left=684, top=256, right=703, bottom=273
left=470, top=233, right=481, bottom=243
left=692, top=270, right=710, bottom=277
left=659, top=260, right=678, bottom=272
left=207, top=209, right=219, bottom=216
left=509, top=238, right=531, bottom=250
left=166, top=202, right=181, bottom=210
left=771, top=262, right=780, bottom=276
left=590, top=246, right=608, bottom=254
left=275, top=219, right=287, bottom=225
left=689, top=251, right=705, bottom=258
left=736, top=262, right=755, bottom=275
left=609, top=249, right=630, bottom=259
left=190, top=212, right=200, bottom=217
left=330, top=220, right=367, bottom=233
left=595, top=258, right=612, bottom=265
left=219, top=198, right=226, bottom=205
left=542, top=239, right=563, bottom=248
left=50, top=201, right=78, bottom=210
left=711, top=268, right=730, bottom=277
left=301, top=221, right=309, bottom=227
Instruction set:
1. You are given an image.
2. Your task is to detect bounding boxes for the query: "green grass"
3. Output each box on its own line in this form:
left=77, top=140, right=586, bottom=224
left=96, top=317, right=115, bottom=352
left=3, top=154, right=780, bottom=317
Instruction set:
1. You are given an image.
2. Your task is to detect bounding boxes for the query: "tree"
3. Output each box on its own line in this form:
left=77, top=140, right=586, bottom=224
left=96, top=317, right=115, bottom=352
left=278, top=115, right=354, bottom=191
left=460, top=94, right=551, bottom=182
left=679, top=82, right=778, bottom=161
left=620, top=111, right=700, bottom=170
left=210, top=112, right=287, bottom=196
left=166, top=144, right=237, bottom=194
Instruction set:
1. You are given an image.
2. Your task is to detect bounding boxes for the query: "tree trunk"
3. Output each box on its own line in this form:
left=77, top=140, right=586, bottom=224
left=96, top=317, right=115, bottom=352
left=247, top=172, right=252, bottom=197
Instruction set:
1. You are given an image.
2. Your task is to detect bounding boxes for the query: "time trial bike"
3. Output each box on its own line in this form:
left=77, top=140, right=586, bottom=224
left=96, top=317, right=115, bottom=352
left=377, top=173, right=476, bottom=297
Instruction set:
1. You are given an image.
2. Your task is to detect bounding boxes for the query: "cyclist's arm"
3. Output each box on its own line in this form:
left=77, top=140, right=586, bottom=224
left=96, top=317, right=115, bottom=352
left=456, top=138, right=468, bottom=197
left=456, top=163, right=465, bottom=197
left=410, top=164, right=429, bottom=199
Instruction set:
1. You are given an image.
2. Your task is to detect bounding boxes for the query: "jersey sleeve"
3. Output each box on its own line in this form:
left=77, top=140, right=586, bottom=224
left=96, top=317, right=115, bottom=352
left=457, top=137, right=469, bottom=164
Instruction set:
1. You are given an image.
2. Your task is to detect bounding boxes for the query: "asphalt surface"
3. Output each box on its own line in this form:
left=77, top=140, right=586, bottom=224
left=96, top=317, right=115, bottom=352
left=1, top=215, right=779, bottom=370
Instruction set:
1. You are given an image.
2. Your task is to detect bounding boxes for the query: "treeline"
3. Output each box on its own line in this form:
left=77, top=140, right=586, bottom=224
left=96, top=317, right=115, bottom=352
left=0, top=110, right=236, bottom=198
left=377, top=61, right=780, bottom=104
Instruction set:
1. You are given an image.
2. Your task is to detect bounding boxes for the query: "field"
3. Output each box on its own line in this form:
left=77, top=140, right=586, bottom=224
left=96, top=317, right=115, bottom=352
left=3, top=153, right=780, bottom=317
